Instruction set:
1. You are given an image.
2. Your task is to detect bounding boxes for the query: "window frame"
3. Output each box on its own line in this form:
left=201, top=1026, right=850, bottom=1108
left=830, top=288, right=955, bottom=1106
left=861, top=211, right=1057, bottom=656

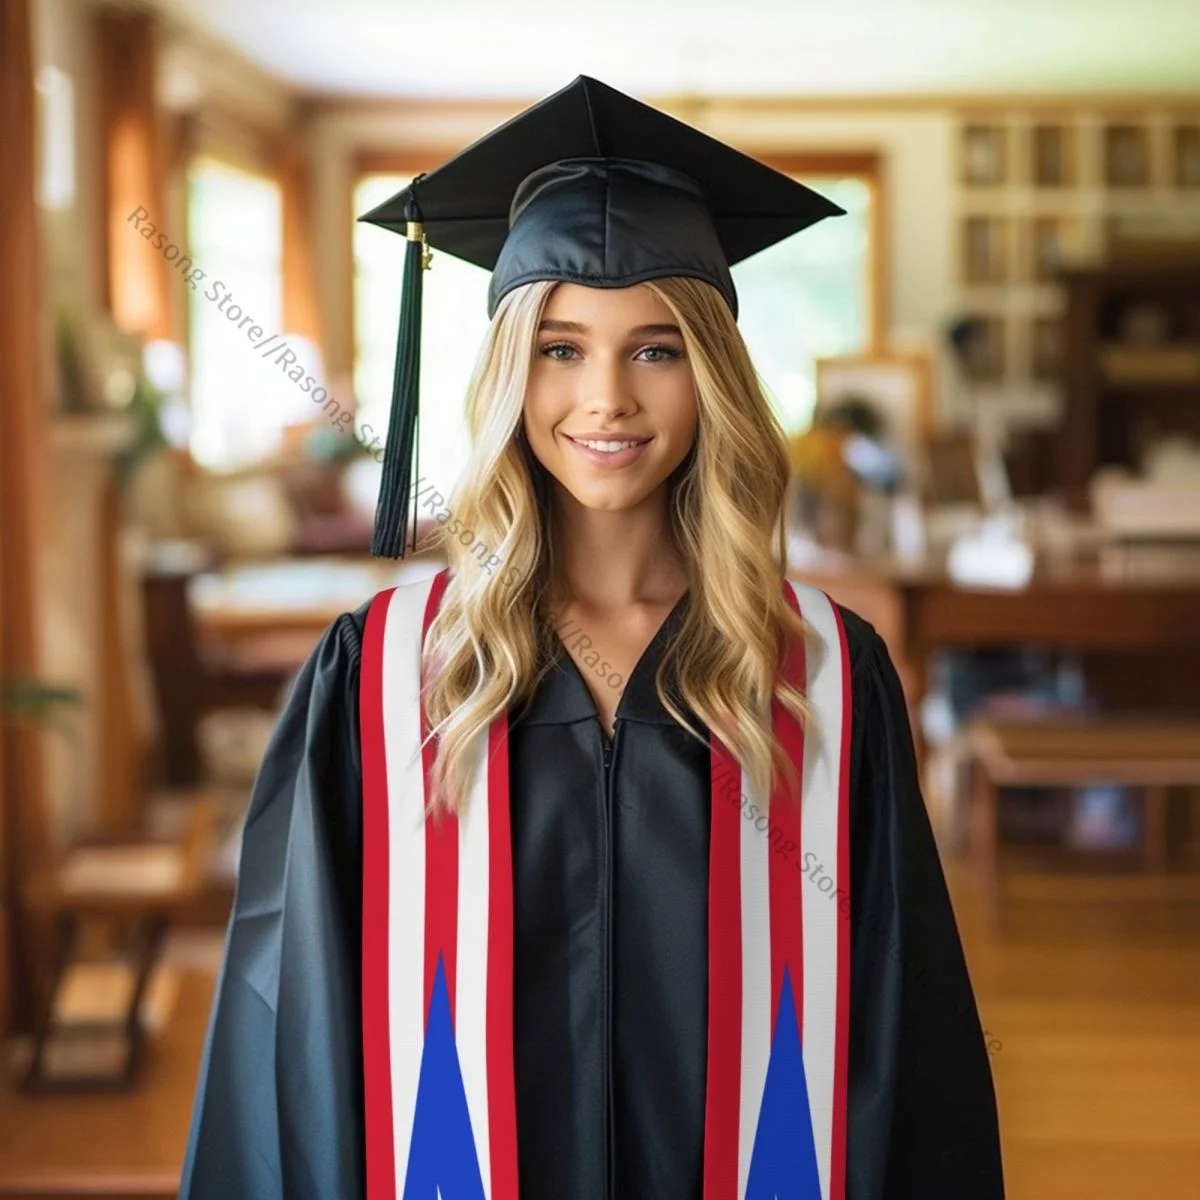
left=762, top=151, right=885, bottom=356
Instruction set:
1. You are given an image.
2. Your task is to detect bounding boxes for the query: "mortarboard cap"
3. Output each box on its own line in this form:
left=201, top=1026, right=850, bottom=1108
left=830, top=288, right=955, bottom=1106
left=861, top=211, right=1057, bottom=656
left=358, top=74, right=846, bottom=558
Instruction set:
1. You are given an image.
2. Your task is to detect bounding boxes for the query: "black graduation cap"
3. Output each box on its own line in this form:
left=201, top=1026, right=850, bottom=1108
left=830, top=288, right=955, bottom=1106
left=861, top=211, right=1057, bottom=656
left=358, top=74, right=846, bottom=558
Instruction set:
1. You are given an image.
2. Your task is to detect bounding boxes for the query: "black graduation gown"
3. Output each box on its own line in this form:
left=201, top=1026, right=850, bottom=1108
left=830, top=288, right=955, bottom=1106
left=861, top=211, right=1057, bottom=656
left=178, top=592, right=1004, bottom=1199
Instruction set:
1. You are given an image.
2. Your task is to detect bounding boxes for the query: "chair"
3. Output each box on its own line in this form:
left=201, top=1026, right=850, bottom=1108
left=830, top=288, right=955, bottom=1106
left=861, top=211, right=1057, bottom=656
left=140, top=544, right=304, bottom=787
left=20, top=795, right=221, bottom=1091
left=967, top=714, right=1200, bottom=930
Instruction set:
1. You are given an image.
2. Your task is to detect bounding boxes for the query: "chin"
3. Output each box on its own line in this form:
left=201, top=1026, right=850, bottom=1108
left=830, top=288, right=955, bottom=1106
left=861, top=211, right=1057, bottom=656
left=557, top=476, right=665, bottom=513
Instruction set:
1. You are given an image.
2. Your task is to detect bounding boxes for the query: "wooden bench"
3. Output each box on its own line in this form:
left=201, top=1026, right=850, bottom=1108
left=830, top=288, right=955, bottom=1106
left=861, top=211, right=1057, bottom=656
left=967, top=715, right=1200, bottom=930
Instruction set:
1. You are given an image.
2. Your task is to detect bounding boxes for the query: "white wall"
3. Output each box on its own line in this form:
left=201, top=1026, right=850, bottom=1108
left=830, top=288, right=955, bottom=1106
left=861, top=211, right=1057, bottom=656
left=710, top=106, right=958, bottom=372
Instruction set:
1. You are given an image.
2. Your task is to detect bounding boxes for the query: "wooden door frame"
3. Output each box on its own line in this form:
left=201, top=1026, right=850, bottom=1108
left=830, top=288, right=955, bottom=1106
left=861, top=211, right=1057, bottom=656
left=761, top=151, right=886, bottom=356
left=0, top=0, right=51, bottom=1038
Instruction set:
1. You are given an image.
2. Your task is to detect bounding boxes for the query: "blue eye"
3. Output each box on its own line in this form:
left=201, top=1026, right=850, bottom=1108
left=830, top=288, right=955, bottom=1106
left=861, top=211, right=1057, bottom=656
left=637, top=344, right=683, bottom=363
left=538, top=341, right=683, bottom=363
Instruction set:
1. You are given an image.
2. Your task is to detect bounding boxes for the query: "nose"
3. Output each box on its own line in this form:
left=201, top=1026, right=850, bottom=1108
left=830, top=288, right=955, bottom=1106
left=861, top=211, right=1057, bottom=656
left=580, top=352, right=635, bottom=420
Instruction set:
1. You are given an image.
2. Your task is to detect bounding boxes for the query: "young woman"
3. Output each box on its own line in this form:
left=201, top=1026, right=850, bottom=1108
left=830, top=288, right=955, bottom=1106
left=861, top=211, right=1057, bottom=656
left=180, top=77, right=1003, bottom=1200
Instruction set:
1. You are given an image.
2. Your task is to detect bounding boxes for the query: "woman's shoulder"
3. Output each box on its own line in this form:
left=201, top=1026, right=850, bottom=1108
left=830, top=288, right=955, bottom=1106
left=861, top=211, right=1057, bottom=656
left=784, top=578, right=887, bottom=683
left=344, top=596, right=372, bottom=645
left=825, top=601, right=913, bottom=745
left=834, top=602, right=888, bottom=682
left=315, top=600, right=369, bottom=674
left=337, top=574, right=446, bottom=667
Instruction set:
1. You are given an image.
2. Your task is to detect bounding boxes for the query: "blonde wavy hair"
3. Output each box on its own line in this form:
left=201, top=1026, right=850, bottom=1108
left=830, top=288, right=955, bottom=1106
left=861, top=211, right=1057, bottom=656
left=418, top=275, right=810, bottom=817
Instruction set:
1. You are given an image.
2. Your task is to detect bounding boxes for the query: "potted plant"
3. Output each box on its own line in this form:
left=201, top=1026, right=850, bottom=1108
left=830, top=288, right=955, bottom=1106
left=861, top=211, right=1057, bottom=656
left=0, top=679, right=84, bottom=735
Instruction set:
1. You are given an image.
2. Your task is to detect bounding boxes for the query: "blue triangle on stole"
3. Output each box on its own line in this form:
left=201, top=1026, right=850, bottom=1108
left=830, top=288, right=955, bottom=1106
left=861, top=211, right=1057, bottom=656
left=402, top=953, right=487, bottom=1200
left=744, top=965, right=822, bottom=1199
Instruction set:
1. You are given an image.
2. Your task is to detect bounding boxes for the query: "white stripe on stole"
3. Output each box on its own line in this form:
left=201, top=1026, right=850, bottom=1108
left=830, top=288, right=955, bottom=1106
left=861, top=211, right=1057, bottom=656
left=738, top=749, right=772, bottom=1196
left=381, top=576, right=439, bottom=1183
left=790, top=580, right=845, bottom=1200
left=457, top=729, right=492, bottom=1195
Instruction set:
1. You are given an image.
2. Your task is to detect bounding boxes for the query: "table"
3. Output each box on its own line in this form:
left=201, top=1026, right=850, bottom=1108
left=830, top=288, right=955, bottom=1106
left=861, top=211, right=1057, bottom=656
left=142, top=552, right=444, bottom=786
left=788, top=551, right=1200, bottom=763
left=967, top=715, right=1200, bottom=928
left=192, top=551, right=1200, bottom=711
left=189, top=554, right=444, bottom=640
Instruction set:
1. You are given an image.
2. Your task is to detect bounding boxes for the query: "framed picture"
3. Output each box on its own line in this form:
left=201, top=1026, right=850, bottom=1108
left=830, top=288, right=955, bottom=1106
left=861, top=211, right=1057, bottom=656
left=961, top=124, right=1006, bottom=186
left=814, top=352, right=934, bottom=480
left=1104, top=124, right=1150, bottom=187
left=925, top=432, right=984, bottom=506
left=962, top=216, right=1009, bottom=284
left=1029, top=216, right=1079, bottom=282
left=1032, top=124, right=1076, bottom=187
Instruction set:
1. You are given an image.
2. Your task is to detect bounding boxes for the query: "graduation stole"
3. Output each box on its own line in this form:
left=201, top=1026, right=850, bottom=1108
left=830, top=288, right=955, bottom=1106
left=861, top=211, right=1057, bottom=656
left=360, top=567, right=851, bottom=1200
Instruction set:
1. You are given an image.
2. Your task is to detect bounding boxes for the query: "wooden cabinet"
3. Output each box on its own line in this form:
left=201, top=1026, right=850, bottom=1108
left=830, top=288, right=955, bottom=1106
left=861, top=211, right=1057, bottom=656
left=1059, top=262, right=1200, bottom=503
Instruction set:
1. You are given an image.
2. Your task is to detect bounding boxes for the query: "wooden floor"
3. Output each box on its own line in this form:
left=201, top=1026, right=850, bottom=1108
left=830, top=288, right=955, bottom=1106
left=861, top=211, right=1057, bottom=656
left=952, top=864, right=1200, bottom=1200
left=0, top=866, right=1198, bottom=1198
left=0, top=964, right=214, bottom=1199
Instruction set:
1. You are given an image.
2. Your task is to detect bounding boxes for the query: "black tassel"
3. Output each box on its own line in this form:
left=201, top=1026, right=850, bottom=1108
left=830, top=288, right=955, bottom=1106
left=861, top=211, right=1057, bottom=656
left=371, top=179, right=431, bottom=558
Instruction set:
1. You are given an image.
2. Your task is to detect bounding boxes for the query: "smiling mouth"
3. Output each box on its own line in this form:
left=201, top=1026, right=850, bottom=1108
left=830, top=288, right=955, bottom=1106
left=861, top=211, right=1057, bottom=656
left=566, top=435, right=652, bottom=453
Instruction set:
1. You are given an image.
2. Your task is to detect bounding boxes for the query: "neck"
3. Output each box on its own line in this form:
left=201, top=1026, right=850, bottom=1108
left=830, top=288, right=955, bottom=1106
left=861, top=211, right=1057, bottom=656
left=549, top=482, right=688, bottom=613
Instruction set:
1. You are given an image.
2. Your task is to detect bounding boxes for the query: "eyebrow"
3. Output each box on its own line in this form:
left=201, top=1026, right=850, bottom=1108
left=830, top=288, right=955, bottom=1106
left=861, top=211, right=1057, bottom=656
left=537, top=319, right=683, bottom=337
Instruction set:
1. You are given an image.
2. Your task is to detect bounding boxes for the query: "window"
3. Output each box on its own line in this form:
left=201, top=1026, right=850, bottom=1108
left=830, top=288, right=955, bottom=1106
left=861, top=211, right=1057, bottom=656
left=732, top=175, right=874, bottom=432
left=187, top=157, right=285, bottom=470
left=352, top=169, right=873, bottom=489
left=35, top=65, right=75, bottom=212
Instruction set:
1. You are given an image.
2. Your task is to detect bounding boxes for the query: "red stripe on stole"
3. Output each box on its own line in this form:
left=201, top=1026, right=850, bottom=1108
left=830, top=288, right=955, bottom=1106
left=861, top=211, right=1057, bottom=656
left=770, top=583, right=806, bottom=1044
left=421, top=570, right=457, bottom=1030
left=829, top=597, right=853, bottom=1200
left=486, top=716, right=520, bottom=1198
left=362, top=587, right=397, bottom=1200
left=704, top=732, right=742, bottom=1200
left=423, top=811, right=458, bottom=1027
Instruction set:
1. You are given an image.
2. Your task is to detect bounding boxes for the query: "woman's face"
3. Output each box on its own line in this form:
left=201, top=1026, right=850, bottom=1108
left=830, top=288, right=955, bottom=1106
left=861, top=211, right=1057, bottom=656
left=522, top=282, right=698, bottom=513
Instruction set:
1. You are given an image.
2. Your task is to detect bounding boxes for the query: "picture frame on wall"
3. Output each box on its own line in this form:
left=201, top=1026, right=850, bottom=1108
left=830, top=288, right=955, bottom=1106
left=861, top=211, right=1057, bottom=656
left=962, top=216, right=1009, bottom=284
left=1030, top=216, right=1078, bottom=282
left=1032, top=124, right=1075, bottom=187
left=925, top=432, right=985, bottom=507
left=1104, top=123, right=1151, bottom=187
left=962, top=124, right=1006, bottom=186
left=814, top=352, right=934, bottom=482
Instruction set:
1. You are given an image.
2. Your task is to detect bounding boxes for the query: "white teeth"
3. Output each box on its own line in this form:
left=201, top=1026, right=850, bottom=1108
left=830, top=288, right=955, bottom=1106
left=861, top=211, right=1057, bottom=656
left=573, top=438, right=645, bottom=452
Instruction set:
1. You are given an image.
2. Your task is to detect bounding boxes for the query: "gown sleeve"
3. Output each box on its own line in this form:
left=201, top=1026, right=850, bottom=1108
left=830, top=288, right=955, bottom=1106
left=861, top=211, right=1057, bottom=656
left=842, top=612, right=1005, bottom=1199
left=178, top=607, right=368, bottom=1200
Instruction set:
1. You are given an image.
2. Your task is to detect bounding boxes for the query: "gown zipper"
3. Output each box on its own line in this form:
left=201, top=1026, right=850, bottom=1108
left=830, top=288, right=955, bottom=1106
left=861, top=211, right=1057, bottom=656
left=600, top=721, right=616, bottom=1200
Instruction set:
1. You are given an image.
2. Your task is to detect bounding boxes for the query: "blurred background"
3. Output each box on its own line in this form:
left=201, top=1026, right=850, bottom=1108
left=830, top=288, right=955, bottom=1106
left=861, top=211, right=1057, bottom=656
left=2, top=0, right=1200, bottom=1195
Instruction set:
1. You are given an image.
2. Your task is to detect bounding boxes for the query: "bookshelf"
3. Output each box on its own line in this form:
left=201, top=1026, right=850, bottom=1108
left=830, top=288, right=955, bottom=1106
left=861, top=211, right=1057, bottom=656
left=952, top=104, right=1200, bottom=446
left=1059, top=261, right=1200, bottom=504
